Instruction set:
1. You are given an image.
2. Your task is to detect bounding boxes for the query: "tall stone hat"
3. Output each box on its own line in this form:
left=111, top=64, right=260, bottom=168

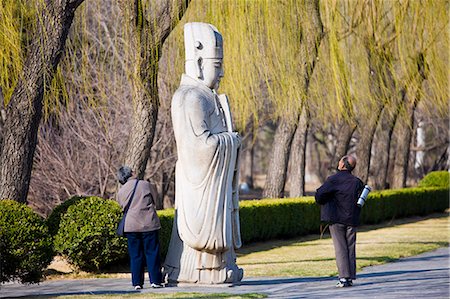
left=184, top=22, right=223, bottom=61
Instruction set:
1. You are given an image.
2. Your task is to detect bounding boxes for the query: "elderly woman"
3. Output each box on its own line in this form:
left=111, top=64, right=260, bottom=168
left=116, top=166, right=163, bottom=290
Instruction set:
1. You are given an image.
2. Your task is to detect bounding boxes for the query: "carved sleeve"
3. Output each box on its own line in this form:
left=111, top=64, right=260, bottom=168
left=185, top=94, right=219, bottom=147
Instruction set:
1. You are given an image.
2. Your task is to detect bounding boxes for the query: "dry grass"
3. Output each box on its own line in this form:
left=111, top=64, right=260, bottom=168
left=236, top=213, right=449, bottom=277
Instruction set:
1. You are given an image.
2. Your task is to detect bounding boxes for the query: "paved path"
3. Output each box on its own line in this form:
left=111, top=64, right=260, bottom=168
left=1, top=247, right=449, bottom=298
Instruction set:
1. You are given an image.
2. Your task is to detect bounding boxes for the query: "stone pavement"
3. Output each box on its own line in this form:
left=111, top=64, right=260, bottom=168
left=1, top=247, right=449, bottom=298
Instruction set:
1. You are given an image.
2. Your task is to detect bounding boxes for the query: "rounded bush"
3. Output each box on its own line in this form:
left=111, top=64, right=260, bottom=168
left=46, top=196, right=84, bottom=237
left=54, top=197, right=127, bottom=271
left=0, top=200, right=54, bottom=284
left=418, top=171, right=449, bottom=188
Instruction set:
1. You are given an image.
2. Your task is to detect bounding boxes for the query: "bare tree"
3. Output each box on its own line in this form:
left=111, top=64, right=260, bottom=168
left=0, top=0, right=85, bottom=202
left=29, top=96, right=130, bottom=215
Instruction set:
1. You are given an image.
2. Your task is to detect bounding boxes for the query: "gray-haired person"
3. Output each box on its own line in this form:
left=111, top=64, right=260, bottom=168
left=315, top=156, right=364, bottom=287
left=116, top=166, right=163, bottom=290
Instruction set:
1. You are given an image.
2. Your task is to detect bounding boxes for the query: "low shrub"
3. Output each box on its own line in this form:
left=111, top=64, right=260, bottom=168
left=240, top=187, right=448, bottom=243
left=0, top=200, right=54, bottom=284
left=54, top=197, right=127, bottom=272
left=418, top=171, right=449, bottom=188
left=157, top=209, right=175, bottom=258
left=46, top=196, right=85, bottom=236
left=239, top=197, right=320, bottom=243
left=154, top=198, right=320, bottom=255
left=360, top=187, right=449, bottom=223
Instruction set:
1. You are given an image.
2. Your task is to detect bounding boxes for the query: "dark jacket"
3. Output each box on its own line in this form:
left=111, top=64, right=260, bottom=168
left=315, top=170, right=364, bottom=226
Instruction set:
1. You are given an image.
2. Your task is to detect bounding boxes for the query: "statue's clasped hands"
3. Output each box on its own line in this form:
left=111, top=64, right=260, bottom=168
left=233, top=132, right=242, bottom=147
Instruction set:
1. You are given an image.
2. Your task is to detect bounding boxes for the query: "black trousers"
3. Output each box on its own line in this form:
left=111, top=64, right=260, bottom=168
left=329, top=223, right=357, bottom=280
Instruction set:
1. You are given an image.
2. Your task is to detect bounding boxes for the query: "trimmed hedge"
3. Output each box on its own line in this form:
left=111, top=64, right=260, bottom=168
left=418, top=171, right=449, bottom=188
left=239, top=187, right=448, bottom=243
left=157, top=208, right=175, bottom=260
left=54, top=197, right=128, bottom=271
left=0, top=200, right=54, bottom=284
left=360, top=187, right=449, bottom=224
left=239, top=197, right=319, bottom=243
left=158, top=187, right=448, bottom=255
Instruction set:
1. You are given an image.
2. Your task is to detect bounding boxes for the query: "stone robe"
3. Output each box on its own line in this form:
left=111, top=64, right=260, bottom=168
left=164, top=74, right=243, bottom=284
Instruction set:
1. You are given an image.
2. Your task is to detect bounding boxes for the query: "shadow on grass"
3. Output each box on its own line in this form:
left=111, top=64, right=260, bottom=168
left=239, top=252, right=442, bottom=266
left=239, top=257, right=336, bottom=266
left=45, top=257, right=131, bottom=277
left=237, top=212, right=448, bottom=256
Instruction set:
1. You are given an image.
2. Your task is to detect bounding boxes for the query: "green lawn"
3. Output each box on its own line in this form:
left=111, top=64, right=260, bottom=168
left=236, top=213, right=449, bottom=277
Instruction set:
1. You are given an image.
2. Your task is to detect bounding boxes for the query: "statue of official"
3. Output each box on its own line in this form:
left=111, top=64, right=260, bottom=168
left=163, top=22, right=243, bottom=284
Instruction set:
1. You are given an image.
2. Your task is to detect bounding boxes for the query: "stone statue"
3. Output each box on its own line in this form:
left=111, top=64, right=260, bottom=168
left=163, top=22, right=243, bottom=284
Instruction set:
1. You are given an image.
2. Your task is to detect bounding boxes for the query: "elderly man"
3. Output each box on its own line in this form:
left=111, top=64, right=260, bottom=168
left=315, top=155, right=364, bottom=287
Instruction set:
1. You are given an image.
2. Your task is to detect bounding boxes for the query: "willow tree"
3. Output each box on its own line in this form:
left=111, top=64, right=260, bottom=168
left=287, top=0, right=324, bottom=197
left=319, top=1, right=362, bottom=171
left=343, top=1, right=410, bottom=186
left=344, top=0, right=402, bottom=184
left=365, top=1, right=422, bottom=189
left=261, top=0, right=324, bottom=198
left=390, top=1, right=448, bottom=188
left=174, top=0, right=309, bottom=198
left=120, top=0, right=190, bottom=178
left=0, top=0, right=85, bottom=202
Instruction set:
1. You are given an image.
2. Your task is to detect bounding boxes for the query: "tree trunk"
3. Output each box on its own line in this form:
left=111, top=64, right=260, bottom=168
left=354, top=110, right=383, bottom=184
left=263, top=118, right=297, bottom=198
left=371, top=101, right=401, bottom=189
left=354, top=38, right=395, bottom=184
left=265, top=0, right=323, bottom=198
left=289, top=110, right=310, bottom=197
left=0, top=88, right=4, bottom=147
left=391, top=57, right=427, bottom=188
left=240, top=127, right=255, bottom=189
left=121, top=0, right=191, bottom=179
left=374, top=116, right=396, bottom=189
left=123, top=80, right=159, bottom=178
left=392, top=53, right=428, bottom=188
left=391, top=105, right=416, bottom=189
left=0, top=0, right=85, bottom=202
left=330, top=121, right=356, bottom=173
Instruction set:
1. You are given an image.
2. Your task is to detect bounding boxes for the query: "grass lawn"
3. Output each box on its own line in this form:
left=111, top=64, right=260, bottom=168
left=236, top=213, right=449, bottom=277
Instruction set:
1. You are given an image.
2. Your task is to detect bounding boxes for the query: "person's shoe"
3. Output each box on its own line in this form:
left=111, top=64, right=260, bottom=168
left=134, top=285, right=142, bottom=290
left=348, top=279, right=353, bottom=286
left=336, top=278, right=351, bottom=288
left=151, top=283, right=163, bottom=288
